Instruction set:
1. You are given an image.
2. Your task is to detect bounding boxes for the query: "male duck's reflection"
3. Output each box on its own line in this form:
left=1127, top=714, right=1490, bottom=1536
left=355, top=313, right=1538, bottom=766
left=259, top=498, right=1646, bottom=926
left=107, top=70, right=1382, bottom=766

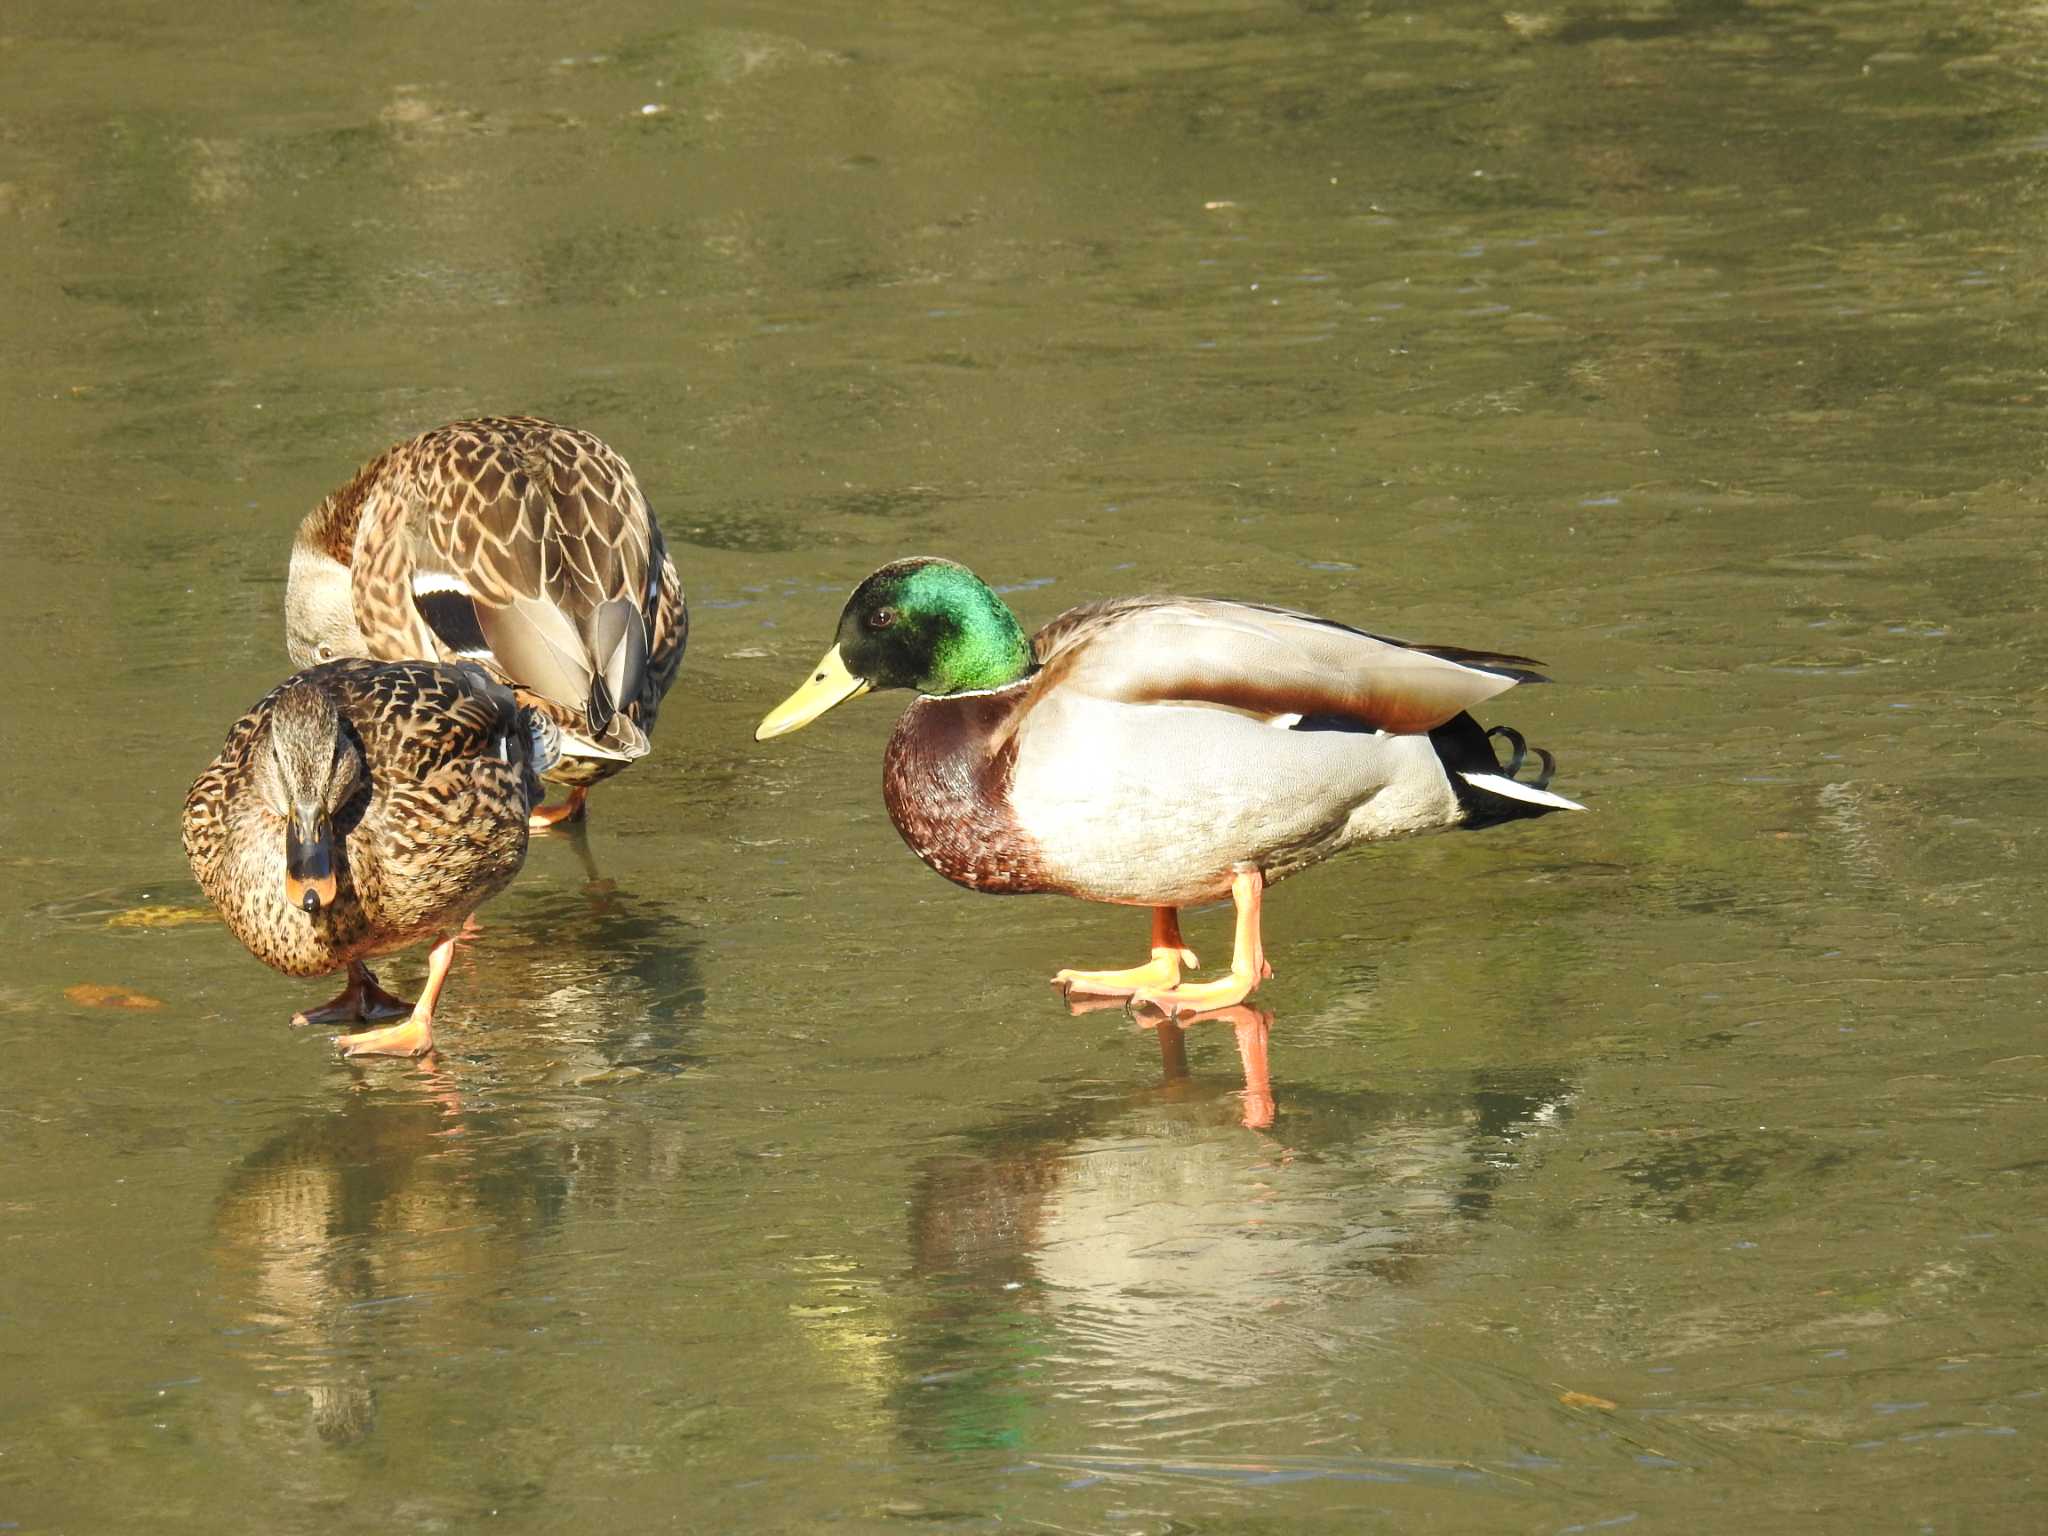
left=1068, top=995, right=1277, bottom=1128
left=877, top=1010, right=1574, bottom=1453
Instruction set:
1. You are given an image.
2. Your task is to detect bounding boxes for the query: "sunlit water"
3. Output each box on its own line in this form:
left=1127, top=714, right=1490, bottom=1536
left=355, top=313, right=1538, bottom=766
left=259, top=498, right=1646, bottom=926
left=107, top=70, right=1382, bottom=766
left=5, top=0, right=2047, bottom=1530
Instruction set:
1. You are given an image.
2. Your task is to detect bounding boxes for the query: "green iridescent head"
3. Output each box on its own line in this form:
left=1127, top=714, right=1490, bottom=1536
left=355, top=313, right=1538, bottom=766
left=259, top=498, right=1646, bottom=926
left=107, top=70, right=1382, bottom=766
left=833, top=558, right=1033, bottom=695
left=755, top=558, right=1034, bottom=740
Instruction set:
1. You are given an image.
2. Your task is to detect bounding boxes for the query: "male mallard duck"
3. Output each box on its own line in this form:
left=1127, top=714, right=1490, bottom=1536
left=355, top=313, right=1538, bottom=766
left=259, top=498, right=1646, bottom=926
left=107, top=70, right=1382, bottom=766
left=284, top=416, right=687, bottom=829
left=182, top=658, right=560, bottom=1057
left=756, top=558, right=1585, bottom=1015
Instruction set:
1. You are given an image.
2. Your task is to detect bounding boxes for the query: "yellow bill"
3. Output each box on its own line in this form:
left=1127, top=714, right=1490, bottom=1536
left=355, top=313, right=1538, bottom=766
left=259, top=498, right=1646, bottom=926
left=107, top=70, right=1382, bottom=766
left=756, top=645, right=871, bottom=741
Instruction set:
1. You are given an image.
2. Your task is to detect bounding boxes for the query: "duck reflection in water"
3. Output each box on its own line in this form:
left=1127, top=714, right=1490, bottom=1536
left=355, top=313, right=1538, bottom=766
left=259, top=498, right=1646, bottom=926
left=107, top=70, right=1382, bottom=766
left=1063, top=991, right=1277, bottom=1129
left=212, top=1071, right=692, bottom=1450
left=879, top=1024, right=1574, bottom=1456
left=486, top=870, right=705, bottom=1077
left=209, top=874, right=702, bottom=1449
left=210, top=1080, right=535, bottom=1446
left=320, top=865, right=704, bottom=1080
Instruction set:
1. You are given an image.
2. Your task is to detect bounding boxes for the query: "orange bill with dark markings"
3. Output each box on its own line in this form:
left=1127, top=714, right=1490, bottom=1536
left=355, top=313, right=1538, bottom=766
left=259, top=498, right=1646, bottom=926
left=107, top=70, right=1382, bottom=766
left=284, top=809, right=338, bottom=914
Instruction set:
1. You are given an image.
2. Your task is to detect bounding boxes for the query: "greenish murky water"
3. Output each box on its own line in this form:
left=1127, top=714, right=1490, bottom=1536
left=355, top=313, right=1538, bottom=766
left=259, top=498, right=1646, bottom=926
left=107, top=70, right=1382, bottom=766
left=5, top=0, right=2047, bottom=1529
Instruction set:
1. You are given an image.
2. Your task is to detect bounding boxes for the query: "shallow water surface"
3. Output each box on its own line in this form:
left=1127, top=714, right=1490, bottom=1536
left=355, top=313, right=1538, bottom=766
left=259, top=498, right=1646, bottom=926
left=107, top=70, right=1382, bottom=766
left=4, top=0, right=2047, bottom=1530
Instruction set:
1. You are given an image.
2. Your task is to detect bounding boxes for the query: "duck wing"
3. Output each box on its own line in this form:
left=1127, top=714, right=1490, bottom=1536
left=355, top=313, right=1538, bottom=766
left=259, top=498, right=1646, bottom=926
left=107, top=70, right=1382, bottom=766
left=1031, top=594, right=1546, bottom=735
left=408, top=418, right=662, bottom=759
left=318, top=659, right=507, bottom=775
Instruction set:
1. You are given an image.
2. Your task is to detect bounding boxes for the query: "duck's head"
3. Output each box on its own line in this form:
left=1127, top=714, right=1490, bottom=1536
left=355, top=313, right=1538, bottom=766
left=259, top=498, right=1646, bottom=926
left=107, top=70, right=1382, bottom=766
left=756, top=558, right=1034, bottom=740
left=262, top=678, right=364, bottom=916
left=285, top=508, right=370, bottom=669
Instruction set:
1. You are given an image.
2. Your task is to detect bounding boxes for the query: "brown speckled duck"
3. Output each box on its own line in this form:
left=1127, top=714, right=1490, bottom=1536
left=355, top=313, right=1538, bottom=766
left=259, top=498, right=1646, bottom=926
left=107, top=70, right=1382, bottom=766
left=182, top=658, right=559, bottom=1057
left=284, top=416, right=687, bottom=829
left=755, top=558, right=1585, bottom=1016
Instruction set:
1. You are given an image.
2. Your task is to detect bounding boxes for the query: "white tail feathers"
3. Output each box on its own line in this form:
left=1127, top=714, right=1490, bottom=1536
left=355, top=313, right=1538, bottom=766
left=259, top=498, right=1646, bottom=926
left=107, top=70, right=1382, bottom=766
left=558, top=718, right=649, bottom=765
left=1459, top=772, right=1587, bottom=813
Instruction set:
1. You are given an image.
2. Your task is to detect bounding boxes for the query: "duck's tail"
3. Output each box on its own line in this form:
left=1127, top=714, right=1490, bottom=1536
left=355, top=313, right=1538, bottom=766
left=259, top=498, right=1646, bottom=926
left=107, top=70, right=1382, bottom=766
left=1430, top=715, right=1586, bottom=828
left=523, top=706, right=564, bottom=778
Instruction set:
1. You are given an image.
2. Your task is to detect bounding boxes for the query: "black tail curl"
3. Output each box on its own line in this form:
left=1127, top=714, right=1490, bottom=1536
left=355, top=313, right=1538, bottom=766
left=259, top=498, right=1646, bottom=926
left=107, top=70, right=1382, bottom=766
left=1431, top=714, right=1570, bottom=830
left=1483, top=724, right=1557, bottom=790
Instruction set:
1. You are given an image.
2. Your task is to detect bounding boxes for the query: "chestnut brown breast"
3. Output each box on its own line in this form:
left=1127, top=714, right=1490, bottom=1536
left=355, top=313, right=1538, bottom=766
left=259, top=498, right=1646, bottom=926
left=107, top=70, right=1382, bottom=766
left=882, top=689, right=1054, bottom=895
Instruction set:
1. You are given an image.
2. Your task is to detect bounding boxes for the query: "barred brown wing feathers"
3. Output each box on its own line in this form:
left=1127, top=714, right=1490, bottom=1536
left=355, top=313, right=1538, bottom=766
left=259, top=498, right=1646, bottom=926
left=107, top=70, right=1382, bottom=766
left=295, top=417, right=679, bottom=781
left=353, top=482, right=432, bottom=661
left=414, top=420, right=648, bottom=611
left=405, top=421, right=661, bottom=747
left=326, top=659, right=508, bottom=781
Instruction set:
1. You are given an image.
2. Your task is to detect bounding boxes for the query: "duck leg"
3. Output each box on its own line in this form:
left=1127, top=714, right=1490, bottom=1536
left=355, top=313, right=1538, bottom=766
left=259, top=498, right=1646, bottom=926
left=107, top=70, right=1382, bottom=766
left=1131, top=867, right=1272, bottom=1018
left=528, top=786, right=589, bottom=831
left=292, top=961, right=413, bottom=1028
left=1053, top=907, right=1199, bottom=998
left=334, top=931, right=459, bottom=1058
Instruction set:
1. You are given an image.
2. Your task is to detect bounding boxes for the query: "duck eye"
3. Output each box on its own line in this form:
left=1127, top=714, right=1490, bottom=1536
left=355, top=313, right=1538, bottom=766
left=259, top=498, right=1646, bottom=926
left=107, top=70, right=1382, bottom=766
left=867, top=607, right=897, bottom=631
left=315, top=644, right=334, bottom=661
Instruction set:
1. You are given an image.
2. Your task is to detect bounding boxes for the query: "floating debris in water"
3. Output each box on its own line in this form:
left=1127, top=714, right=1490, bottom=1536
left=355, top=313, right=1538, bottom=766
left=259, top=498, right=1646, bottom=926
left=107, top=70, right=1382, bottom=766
left=64, top=983, right=165, bottom=1010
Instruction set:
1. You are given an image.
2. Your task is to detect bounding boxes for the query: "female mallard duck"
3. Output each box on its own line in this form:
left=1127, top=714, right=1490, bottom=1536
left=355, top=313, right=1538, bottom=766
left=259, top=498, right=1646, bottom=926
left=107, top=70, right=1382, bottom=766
left=284, top=416, right=687, bottom=829
left=755, top=558, right=1585, bottom=1016
left=182, top=658, right=560, bottom=1057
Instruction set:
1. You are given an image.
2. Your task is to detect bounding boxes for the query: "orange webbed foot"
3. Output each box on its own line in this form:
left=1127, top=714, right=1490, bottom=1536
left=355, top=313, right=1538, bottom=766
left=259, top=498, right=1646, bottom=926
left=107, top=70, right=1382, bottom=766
left=1054, top=944, right=1199, bottom=998
left=1130, top=867, right=1270, bottom=1020
left=292, top=963, right=413, bottom=1028
left=1130, top=971, right=1265, bottom=1018
left=332, top=932, right=458, bottom=1060
left=528, top=786, right=589, bottom=831
left=334, top=1010, right=434, bottom=1059
left=1053, top=907, right=1198, bottom=999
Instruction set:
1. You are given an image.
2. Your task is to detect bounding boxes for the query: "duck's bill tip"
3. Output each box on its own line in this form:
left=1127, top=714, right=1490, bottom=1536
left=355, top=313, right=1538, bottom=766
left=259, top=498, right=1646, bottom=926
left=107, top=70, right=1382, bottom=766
left=755, top=646, right=871, bottom=741
left=283, top=870, right=339, bottom=914
left=284, top=813, right=338, bottom=914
